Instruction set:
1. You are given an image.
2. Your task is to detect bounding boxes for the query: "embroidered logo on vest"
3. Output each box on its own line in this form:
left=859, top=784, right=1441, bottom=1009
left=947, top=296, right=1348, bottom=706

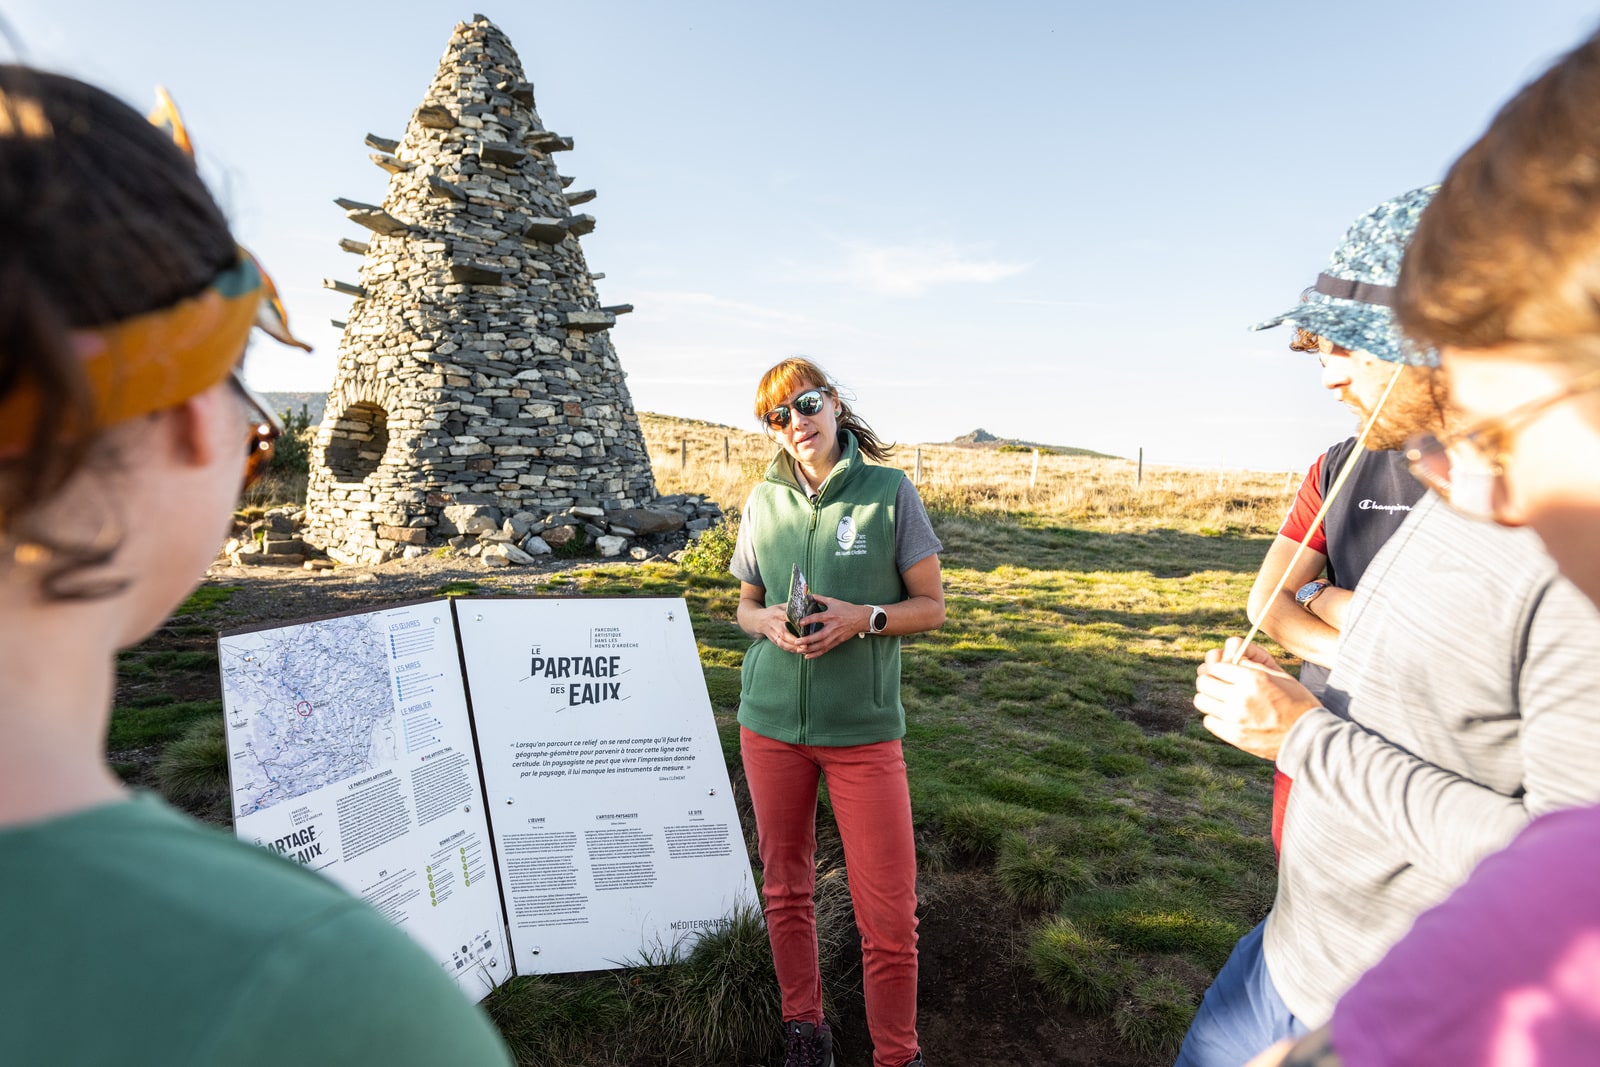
left=835, top=516, right=857, bottom=551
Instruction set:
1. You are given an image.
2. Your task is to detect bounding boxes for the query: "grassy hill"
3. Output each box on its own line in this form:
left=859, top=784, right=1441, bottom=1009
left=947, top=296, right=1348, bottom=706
left=118, top=411, right=1298, bottom=1065
left=948, top=426, right=1121, bottom=460
left=259, top=391, right=327, bottom=426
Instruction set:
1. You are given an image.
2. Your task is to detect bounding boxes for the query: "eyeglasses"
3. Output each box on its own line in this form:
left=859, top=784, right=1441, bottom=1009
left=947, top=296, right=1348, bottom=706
left=229, top=369, right=282, bottom=490
left=1312, top=336, right=1357, bottom=368
left=761, top=388, right=829, bottom=429
left=1404, top=366, right=1600, bottom=520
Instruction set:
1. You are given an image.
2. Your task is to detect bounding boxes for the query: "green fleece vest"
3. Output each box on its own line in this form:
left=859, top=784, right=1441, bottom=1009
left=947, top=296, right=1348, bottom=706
left=737, top=431, right=909, bottom=746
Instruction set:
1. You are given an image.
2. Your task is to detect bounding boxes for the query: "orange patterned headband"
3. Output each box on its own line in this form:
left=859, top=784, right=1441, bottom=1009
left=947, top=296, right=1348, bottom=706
left=0, top=87, right=310, bottom=459
left=0, top=252, right=265, bottom=458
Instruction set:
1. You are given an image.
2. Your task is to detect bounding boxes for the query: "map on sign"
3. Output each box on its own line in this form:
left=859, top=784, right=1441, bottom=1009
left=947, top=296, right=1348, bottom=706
left=221, top=614, right=399, bottom=817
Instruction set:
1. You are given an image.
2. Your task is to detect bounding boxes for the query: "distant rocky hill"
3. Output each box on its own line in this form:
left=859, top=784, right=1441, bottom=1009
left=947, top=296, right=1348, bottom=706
left=948, top=427, right=1118, bottom=459
left=260, top=392, right=327, bottom=426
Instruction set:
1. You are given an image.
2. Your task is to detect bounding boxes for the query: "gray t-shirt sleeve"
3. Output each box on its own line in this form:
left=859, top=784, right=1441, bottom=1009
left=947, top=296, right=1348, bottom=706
left=895, top=477, right=942, bottom=573
left=729, top=491, right=762, bottom=586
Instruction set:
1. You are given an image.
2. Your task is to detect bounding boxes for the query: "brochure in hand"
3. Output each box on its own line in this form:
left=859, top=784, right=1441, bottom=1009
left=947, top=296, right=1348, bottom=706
left=786, top=563, right=823, bottom=636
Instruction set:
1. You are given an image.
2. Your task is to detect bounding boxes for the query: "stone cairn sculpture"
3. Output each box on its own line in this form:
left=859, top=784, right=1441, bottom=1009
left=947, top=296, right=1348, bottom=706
left=303, top=14, right=677, bottom=566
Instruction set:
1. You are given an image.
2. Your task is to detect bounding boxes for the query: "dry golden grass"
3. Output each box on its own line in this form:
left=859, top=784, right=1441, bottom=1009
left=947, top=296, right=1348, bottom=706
left=639, top=413, right=1296, bottom=535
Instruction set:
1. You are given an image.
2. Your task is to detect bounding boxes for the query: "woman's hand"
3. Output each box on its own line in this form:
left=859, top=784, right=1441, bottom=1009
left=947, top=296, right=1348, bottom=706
left=1193, top=637, right=1322, bottom=760
left=751, top=604, right=805, bottom=653
left=736, top=584, right=804, bottom=654
left=794, top=593, right=871, bottom=659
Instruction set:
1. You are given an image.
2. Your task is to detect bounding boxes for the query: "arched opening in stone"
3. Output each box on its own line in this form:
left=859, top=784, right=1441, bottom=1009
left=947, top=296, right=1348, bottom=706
left=324, top=401, right=390, bottom=482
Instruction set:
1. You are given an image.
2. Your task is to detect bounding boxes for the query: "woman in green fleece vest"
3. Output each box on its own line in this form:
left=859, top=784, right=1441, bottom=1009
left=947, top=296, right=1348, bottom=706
left=730, top=358, right=946, bottom=1067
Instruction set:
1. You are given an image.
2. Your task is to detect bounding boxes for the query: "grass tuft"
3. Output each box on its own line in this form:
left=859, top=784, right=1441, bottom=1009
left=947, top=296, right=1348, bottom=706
left=174, top=585, right=237, bottom=616
left=108, top=699, right=222, bottom=749
left=155, top=715, right=230, bottom=807
left=1029, top=917, right=1129, bottom=1014
left=996, top=835, right=1093, bottom=909
left=939, top=800, right=1036, bottom=858
left=628, top=900, right=786, bottom=1062
left=1113, top=971, right=1199, bottom=1058
left=484, top=975, right=628, bottom=1066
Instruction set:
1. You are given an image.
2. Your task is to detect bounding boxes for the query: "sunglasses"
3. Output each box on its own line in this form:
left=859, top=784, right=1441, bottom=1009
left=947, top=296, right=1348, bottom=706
left=230, top=369, right=283, bottom=490
left=761, top=388, right=830, bottom=429
left=1404, top=366, right=1600, bottom=520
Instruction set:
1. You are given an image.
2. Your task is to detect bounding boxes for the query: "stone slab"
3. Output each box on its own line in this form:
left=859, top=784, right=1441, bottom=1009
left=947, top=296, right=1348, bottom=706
left=522, top=217, right=568, bottom=243
left=604, top=507, right=685, bottom=534
left=449, top=261, right=505, bottom=286
left=416, top=104, right=457, bottom=129
left=345, top=208, right=408, bottom=236
left=377, top=525, right=429, bottom=545
left=563, top=310, right=615, bottom=332
left=323, top=278, right=368, bottom=298
left=427, top=175, right=467, bottom=201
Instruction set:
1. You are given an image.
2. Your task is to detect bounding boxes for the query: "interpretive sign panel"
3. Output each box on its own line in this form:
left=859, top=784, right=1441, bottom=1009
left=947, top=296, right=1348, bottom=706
left=220, top=601, right=511, bottom=1001
left=217, top=595, right=755, bottom=994
left=455, top=596, right=756, bottom=974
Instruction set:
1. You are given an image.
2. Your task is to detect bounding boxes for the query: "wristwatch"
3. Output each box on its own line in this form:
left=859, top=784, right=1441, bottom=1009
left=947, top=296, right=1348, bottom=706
left=857, top=605, right=888, bottom=638
left=1294, top=579, right=1332, bottom=614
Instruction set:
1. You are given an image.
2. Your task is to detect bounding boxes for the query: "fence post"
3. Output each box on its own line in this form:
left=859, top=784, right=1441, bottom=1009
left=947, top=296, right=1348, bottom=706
left=914, top=447, right=922, bottom=484
left=1137, top=447, right=1143, bottom=488
left=681, top=438, right=687, bottom=469
left=724, top=435, right=730, bottom=464
left=1030, top=448, right=1040, bottom=490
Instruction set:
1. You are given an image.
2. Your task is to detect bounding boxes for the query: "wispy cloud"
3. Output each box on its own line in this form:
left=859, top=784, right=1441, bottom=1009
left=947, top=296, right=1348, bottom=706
left=833, top=240, right=1031, bottom=297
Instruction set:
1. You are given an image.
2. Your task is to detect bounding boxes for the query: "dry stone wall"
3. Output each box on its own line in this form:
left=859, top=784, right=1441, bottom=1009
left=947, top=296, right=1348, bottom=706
left=304, top=14, right=657, bottom=565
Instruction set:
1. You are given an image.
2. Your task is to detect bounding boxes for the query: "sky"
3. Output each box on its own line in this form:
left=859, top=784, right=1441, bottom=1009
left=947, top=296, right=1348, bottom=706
left=5, top=1, right=1598, bottom=470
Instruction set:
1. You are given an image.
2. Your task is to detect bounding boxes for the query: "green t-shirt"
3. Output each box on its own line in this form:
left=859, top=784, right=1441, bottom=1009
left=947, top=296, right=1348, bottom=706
left=0, top=792, right=512, bottom=1066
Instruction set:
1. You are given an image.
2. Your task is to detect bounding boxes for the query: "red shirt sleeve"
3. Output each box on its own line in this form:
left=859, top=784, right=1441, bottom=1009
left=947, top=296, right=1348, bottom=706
left=1272, top=769, right=1291, bottom=861
left=1278, top=454, right=1329, bottom=556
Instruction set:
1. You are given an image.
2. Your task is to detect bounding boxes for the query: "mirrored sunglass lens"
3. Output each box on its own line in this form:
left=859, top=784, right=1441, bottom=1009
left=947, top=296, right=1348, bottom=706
left=764, top=407, right=791, bottom=428
left=243, top=424, right=277, bottom=488
left=793, top=390, right=824, bottom=416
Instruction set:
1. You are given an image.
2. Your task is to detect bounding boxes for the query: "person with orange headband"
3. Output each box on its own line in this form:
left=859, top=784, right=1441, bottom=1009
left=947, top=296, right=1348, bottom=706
left=0, top=67, right=511, bottom=1064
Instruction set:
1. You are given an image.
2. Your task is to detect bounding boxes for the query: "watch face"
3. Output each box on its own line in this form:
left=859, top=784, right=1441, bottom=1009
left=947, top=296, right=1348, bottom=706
left=871, top=608, right=888, bottom=632
left=1295, top=580, right=1326, bottom=606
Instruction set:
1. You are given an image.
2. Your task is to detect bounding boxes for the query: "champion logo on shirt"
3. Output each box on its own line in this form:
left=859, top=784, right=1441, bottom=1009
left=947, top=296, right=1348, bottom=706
left=1358, top=499, right=1413, bottom=512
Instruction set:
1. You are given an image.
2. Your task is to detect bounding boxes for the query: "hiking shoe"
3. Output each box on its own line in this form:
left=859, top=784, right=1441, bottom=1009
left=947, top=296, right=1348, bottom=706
left=782, top=1019, right=833, bottom=1067
left=903, top=1054, right=924, bottom=1067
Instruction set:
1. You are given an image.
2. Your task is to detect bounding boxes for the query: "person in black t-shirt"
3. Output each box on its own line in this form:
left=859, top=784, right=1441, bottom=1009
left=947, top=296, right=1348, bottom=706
left=1248, top=326, right=1428, bottom=698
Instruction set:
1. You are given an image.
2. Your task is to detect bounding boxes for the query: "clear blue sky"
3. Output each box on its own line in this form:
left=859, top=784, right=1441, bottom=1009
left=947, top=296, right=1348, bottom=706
left=6, top=1, right=1597, bottom=469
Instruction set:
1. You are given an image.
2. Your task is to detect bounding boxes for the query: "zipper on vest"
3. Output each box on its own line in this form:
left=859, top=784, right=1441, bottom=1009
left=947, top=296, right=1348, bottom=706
left=799, top=486, right=823, bottom=743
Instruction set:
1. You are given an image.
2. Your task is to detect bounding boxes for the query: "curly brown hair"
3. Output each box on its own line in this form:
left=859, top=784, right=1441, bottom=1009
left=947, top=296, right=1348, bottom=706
left=1289, top=327, right=1322, bottom=353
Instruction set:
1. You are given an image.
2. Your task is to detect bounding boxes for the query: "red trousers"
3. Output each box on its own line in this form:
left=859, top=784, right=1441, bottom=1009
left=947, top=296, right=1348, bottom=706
left=740, top=726, right=920, bottom=1067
